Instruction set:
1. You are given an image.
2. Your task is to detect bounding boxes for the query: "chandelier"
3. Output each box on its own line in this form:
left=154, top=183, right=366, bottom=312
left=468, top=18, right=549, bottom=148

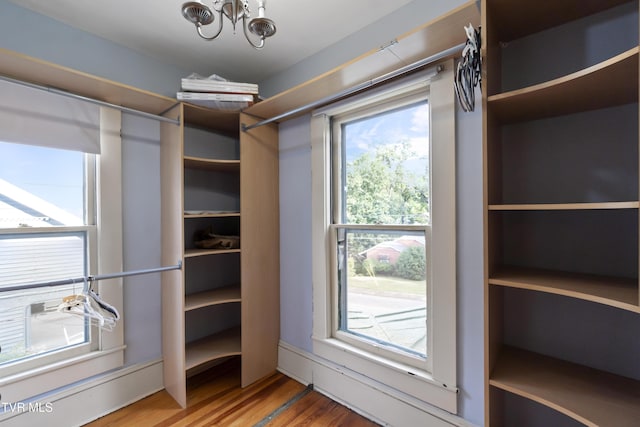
left=181, top=0, right=276, bottom=49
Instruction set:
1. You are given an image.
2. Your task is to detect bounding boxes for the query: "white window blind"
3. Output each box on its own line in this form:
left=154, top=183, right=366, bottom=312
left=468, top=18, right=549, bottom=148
left=0, top=79, right=101, bottom=154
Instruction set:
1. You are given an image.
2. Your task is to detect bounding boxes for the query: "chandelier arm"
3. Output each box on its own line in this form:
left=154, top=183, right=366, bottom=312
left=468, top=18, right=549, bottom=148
left=196, top=10, right=225, bottom=41
left=242, top=16, right=265, bottom=49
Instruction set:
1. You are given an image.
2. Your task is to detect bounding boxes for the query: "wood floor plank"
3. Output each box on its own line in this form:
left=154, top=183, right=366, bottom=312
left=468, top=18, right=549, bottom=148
left=84, top=359, right=378, bottom=427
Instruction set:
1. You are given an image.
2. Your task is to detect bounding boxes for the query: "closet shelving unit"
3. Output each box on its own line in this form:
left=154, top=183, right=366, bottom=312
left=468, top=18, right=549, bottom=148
left=482, top=0, right=640, bottom=425
left=161, top=103, right=279, bottom=408
left=0, top=45, right=278, bottom=412
left=182, top=154, right=242, bottom=372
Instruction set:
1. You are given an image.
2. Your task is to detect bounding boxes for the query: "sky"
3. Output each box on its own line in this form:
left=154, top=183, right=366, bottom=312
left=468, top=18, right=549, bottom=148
left=0, top=141, right=84, bottom=220
left=343, top=101, right=430, bottom=164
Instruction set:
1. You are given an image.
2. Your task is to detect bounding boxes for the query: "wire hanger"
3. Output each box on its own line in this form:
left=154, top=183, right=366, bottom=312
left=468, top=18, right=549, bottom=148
left=57, top=278, right=120, bottom=331
left=454, top=23, right=482, bottom=112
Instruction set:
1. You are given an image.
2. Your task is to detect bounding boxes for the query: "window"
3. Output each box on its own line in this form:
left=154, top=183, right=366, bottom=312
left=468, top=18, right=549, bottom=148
left=0, top=78, right=124, bottom=404
left=332, top=93, right=430, bottom=368
left=311, top=63, right=457, bottom=412
left=0, top=143, right=96, bottom=373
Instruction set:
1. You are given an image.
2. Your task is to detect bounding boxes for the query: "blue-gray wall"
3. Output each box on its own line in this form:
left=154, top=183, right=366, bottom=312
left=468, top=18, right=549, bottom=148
left=0, top=0, right=191, bottom=97
left=121, top=114, right=163, bottom=365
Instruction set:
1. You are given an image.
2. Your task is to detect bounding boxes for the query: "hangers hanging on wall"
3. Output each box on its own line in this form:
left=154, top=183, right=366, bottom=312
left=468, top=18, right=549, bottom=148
left=454, top=23, right=482, bottom=112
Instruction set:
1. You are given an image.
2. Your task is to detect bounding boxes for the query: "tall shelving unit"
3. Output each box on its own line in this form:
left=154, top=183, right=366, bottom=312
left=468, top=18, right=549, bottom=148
left=482, top=1, right=640, bottom=425
left=161, top=103, right=279, bottom=408
left=0, top=44, right=280, bottom=412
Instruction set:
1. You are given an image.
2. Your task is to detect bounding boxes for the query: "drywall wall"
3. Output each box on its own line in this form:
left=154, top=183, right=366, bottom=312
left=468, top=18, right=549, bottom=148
left=121, top=113, right=163, bottom=366
left=0, top=0, right=191, bottom=97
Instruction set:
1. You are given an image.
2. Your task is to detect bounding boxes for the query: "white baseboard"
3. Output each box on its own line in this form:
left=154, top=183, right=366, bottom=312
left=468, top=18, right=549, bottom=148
left=0, top=359, right=164, bottom=427
left=278, top=341, right=477, bottom=427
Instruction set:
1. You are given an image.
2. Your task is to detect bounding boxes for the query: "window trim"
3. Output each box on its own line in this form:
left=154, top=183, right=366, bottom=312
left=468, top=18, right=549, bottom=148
left=0, top=107, right=124, bottom=404
left=311, top=62, right=457, bottom=413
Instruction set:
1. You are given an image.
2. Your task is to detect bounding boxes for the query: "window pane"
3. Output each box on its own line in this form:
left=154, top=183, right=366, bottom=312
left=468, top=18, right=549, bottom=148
left=341, top=101, right=429, bottom=225
left=338, top=229, right=427, bottom=358
left=0, top=232, right=89, bottom=365
left=0, top=142, right=85, bottom=228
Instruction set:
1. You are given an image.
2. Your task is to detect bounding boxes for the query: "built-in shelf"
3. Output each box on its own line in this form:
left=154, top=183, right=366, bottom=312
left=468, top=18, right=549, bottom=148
left=183, top=103, right=239, bottom=134
left=184, top=248, right=241, bottom=258
left=184, top=156, right=240, bottom=173
left=487, top=0, right=632, bottom=43
left=488, top=202, right=640, bottom=211
left=483, top=0, right=640, bottom=424
left=489, top=266, right=640, bottom=313
left=490, top=346, right=640, bottom=426
left=184, top=211, right=240, bottom=219
left=488, top=47, right=639, bottom=123
left=184, top=286, right=241, bottom=312
left=185, top=327, right=241, bottom=371
left=0, top=48, right=176, bottom=116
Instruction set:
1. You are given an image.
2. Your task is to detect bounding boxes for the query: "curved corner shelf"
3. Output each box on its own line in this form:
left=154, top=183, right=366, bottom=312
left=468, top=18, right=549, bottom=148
left=185, top=327, right=241, bottom=371
left=185, top=285, right=241, bottom=312
left=488, top=201, right=640, bottom=211
left=183, top=102, right=240, bottom=134
left=184, top=211, right=240, bottom=219
left=489, top=0, right=632, bottom=43
left=490, top=346, right=640, bottom=426
left=185, top=248, right=241, bottom=258
left=184, top=156, right=240, bottom=173
left=488, top=47, right=639, bottom=123
left=489, top=266, right=640, bottom=313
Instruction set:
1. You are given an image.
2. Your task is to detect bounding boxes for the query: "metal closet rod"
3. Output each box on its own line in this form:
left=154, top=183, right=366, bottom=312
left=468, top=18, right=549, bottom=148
left=0, top=261, right=183, bottom=293
left=241, top=42, right=466, bottom=132
left=0, top=74, right=180, bottom=125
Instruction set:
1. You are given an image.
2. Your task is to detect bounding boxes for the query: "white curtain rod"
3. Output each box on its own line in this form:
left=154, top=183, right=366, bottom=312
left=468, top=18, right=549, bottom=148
left=0, top=261, right=182, bottom=293
left=241, top=42, right=466, bottom=132
left=0, top=74, right=180, bottom=125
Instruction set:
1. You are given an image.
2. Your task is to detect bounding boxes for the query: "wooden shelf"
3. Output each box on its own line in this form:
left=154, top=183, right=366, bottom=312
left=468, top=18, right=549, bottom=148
left=184, top=248, right=241, bottom=258
left=184, top=211, right=240, bottom=219
left=487, top=0, right=632, bottom=43
left=489, top=266, right=640, bottom=313
left=185, top=327, right=241, bottom=371
left=488, top=47, right=639, bottom=123
left=183, top=103, right=239, bottom=135
left=488, top=201, right=640, bottom=211
left=184, top=156, right=240, bottom=173
left=184, top=286, right=241, bottom=312
left=483, top=0, right=640, bottom=424
left=0, top=48, right=176, bottom=115
left=490, top=346, right=640, bottom=426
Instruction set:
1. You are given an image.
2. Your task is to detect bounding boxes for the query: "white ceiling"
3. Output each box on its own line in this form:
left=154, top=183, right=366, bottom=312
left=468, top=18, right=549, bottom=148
left=8, top=0, right=415, bottom=83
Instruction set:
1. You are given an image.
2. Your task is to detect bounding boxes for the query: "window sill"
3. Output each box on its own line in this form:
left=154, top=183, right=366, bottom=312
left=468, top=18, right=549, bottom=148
left=0, top=346, right=125, bottom=404
left=312, top=336, right=457, bottom=413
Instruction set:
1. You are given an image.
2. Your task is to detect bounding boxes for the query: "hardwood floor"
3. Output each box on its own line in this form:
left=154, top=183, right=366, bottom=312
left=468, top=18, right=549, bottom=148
left=84, top=359, right=379, bottom=426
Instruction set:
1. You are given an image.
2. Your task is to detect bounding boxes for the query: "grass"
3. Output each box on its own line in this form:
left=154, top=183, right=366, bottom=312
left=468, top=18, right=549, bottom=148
left=348, top=275, right=425, bottom=296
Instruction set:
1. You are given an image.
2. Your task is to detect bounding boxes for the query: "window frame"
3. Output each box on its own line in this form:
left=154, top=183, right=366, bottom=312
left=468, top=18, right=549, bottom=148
left=311, top=62, right=457, bottom=413
left=0, top=107, right=124, bottom=404
left=329, top=89, right=432, bottom=370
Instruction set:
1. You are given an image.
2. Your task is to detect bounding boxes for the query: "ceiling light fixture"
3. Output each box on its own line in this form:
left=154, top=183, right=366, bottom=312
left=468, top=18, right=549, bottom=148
left=181, top=0, right=276, bottom=49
